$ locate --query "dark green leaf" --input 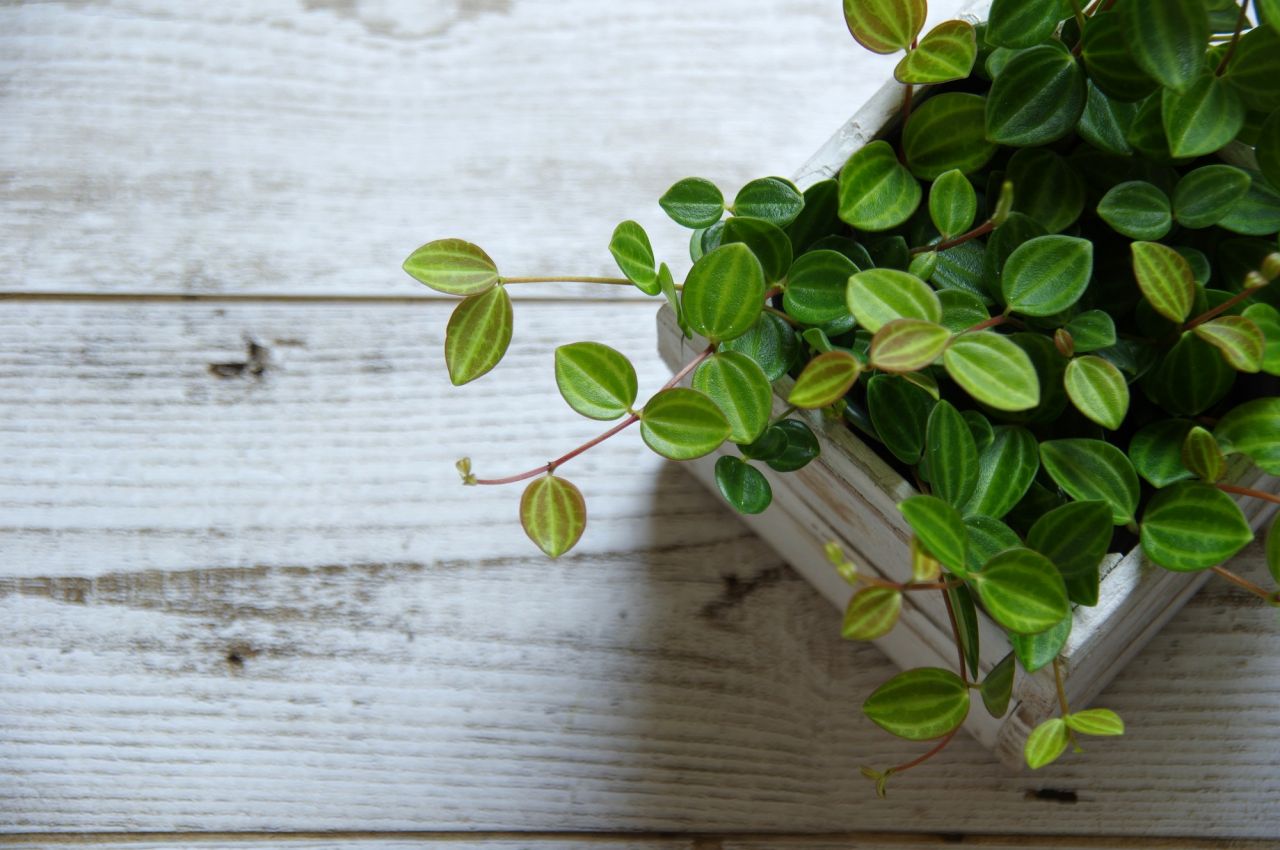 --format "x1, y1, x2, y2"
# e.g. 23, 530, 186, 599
1066, 708, 1125, 737
1125, 92, 1177, 162
1010, 614, 1071, 673
929, 169, 978, 239
1214, 397, 1280, 474
980, 652, 1016, 718
1242, 303, 1280, 375
1002, 235, 1093, 317
722, 312, 799, 382
733, 177, 804, 227
869, 319, 952, 372
714, 455, 773, 514
1064, 355, 1130, 430
943, 332, 1041, 411
1162, 72, 1245, 158
721, 216, 793, 284
692, 351, 773, 443
867, 374, 936, 464
1173, 164, 1252, 229
986, 45, 1087, 146
1006, 147, 1085, 233
948, 584, 982, 677
681, 243, 766, 343
839, 140, 922, 231
608, 220, 659, 293
788, 351, 863, 409
784, 250, 859, 325
554, 341, 638, 420
1130, 418, 1195, 487
1142, 332, 1236, 416
520, 475, 587, 558
1223, 25, 1280, 111
842, 0, 927, 53
1258, 109, 1280, 193
964, 514, 1022, 574
785, 180, 841, 254
640, 388, 732, 461
1131, 241, 1195, 322
1081, 11, 1159, 102
1065, 310, 1116, 353
974, 547, 1071, 635
842, 586, 903, 640
985, 0, 1069, 48
1028, 500, 1113, 606
1078, 81, 1138, 155
1217, 170, 1280, 236
847, 268, 943, 332
863, 667, 970, 741
903, 93, 998, 179
403, 238, 499, 295
1040, 438, 1140, 525
1181, 424, 1225, 482
925, 400, 978, 508
765, 419, 821, 472
444, 284, 513, 386
963, 426, 1039, 520
1123, 0, 1209, 92
1096, 181, 1171, 241
1025, 717, 1070, 769
900, 494, 967, 573
1140, 481, 1253, 570
738, 424, 787, 462
896, 20, 977, 84
1266, 513, 1280, 586
660, 177, 725, 229
1193, 316, 1266, 373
